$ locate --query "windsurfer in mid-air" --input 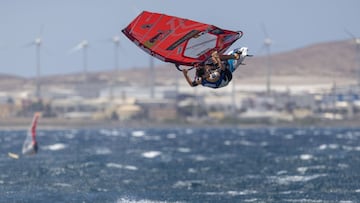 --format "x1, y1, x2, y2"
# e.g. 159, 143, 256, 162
182, 47, 248, 89
22, 112, 40, 155
122, 11, 250, 87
